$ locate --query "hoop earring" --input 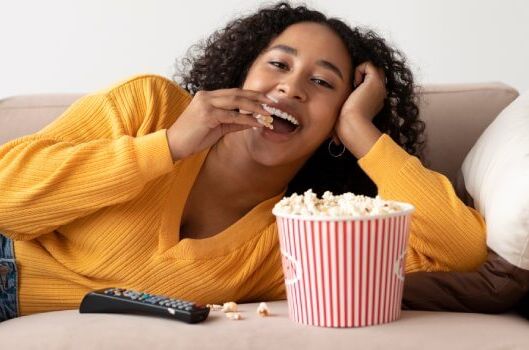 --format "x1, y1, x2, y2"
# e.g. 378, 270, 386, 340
328, 140, 345, 158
